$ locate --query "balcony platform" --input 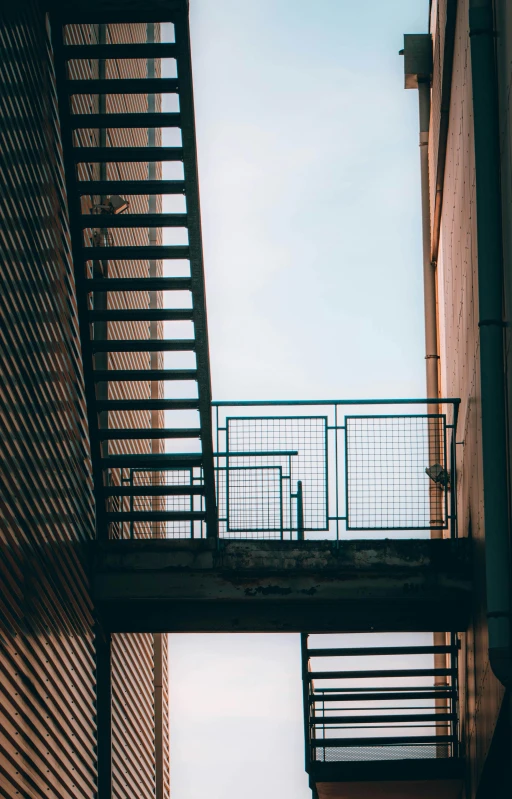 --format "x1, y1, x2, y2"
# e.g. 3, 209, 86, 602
93, 538, 471, 633
309, 759, 464, 799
